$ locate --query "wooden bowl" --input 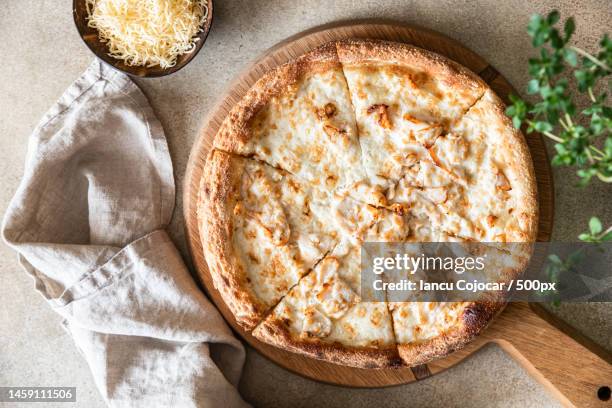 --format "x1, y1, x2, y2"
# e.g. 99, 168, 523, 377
73, 0, 214, 78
